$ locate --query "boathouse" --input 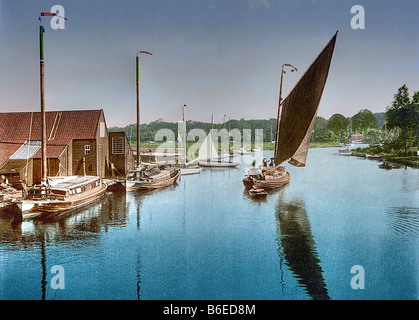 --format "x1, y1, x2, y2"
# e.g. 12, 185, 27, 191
108, 131, 135, 176
0, 109, 133, 187
348, 134, 364, 144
